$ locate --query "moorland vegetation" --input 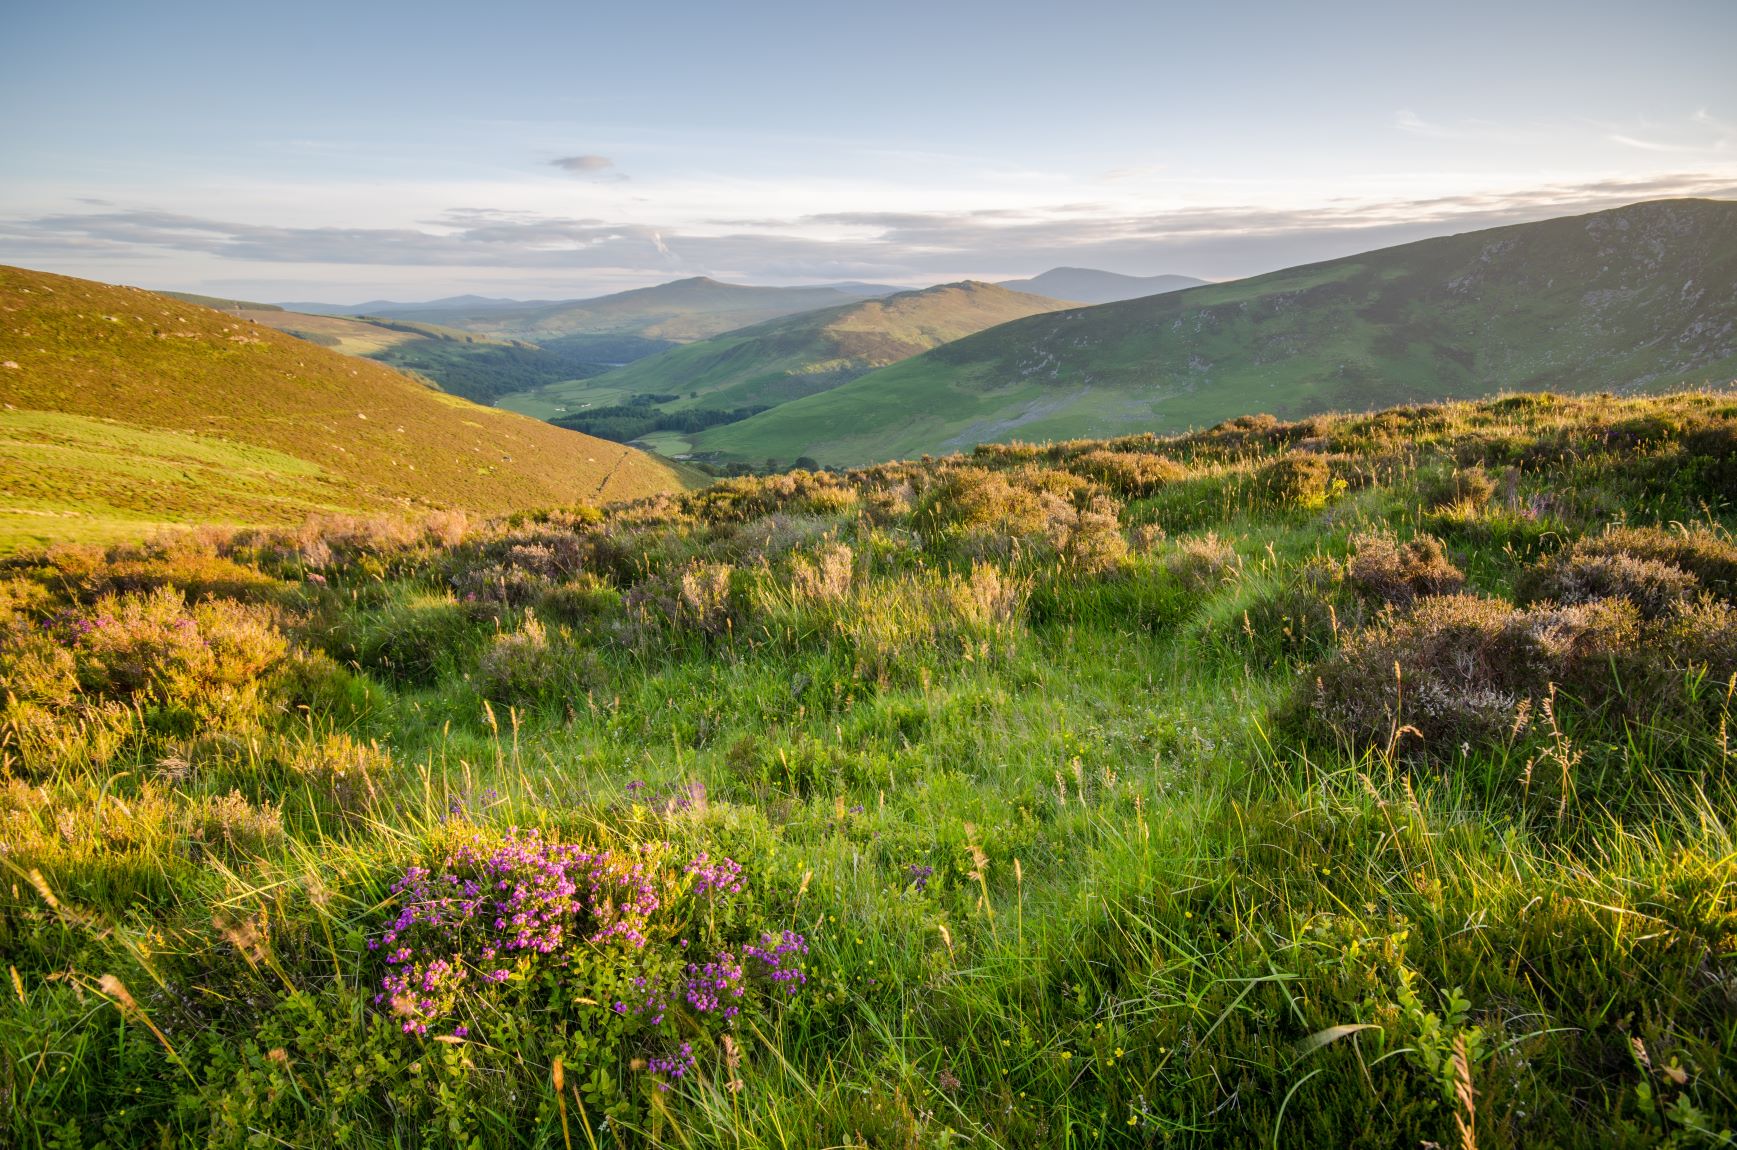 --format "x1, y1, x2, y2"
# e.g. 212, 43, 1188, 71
3, 390, 1736, 1148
